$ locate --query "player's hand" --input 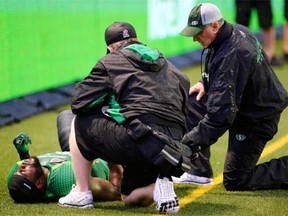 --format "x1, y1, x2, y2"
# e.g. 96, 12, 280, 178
189, 82, 205, 100
13, 132, 32, 154
181, 132, 201, 161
